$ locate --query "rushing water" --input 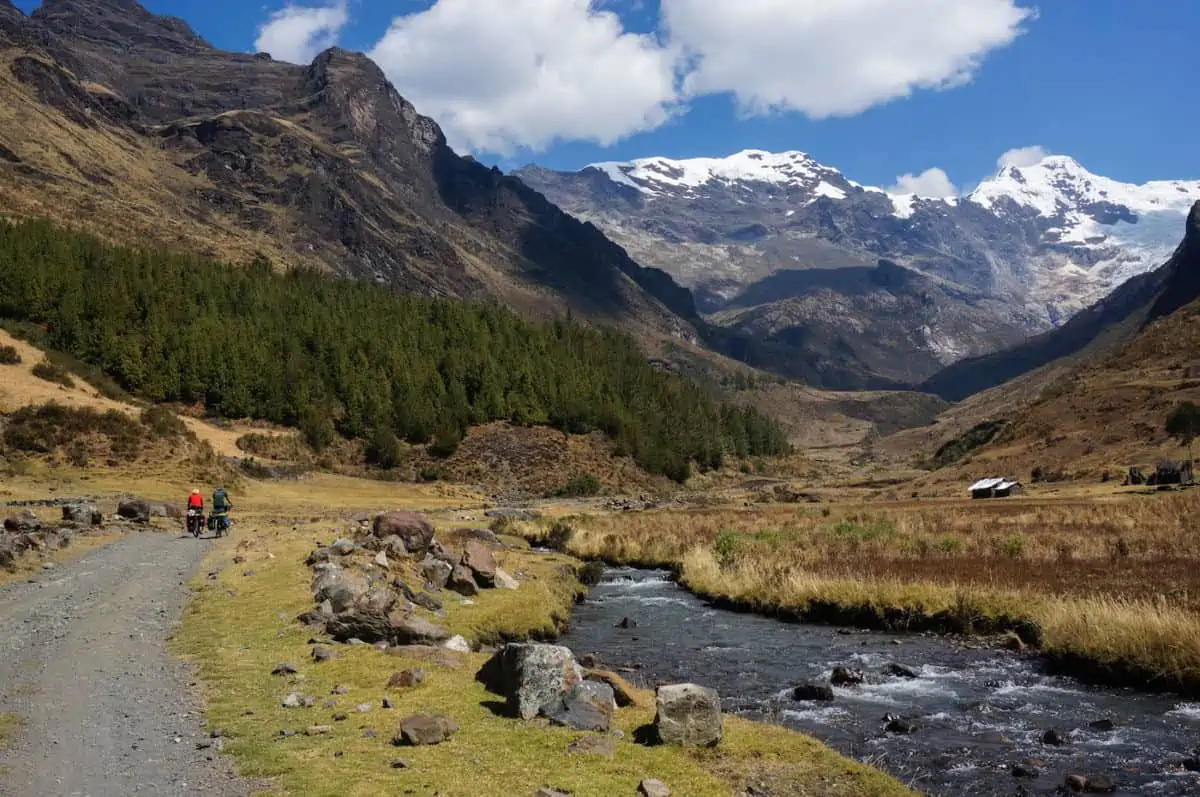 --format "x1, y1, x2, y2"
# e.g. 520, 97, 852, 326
560, 567, 1200, 796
